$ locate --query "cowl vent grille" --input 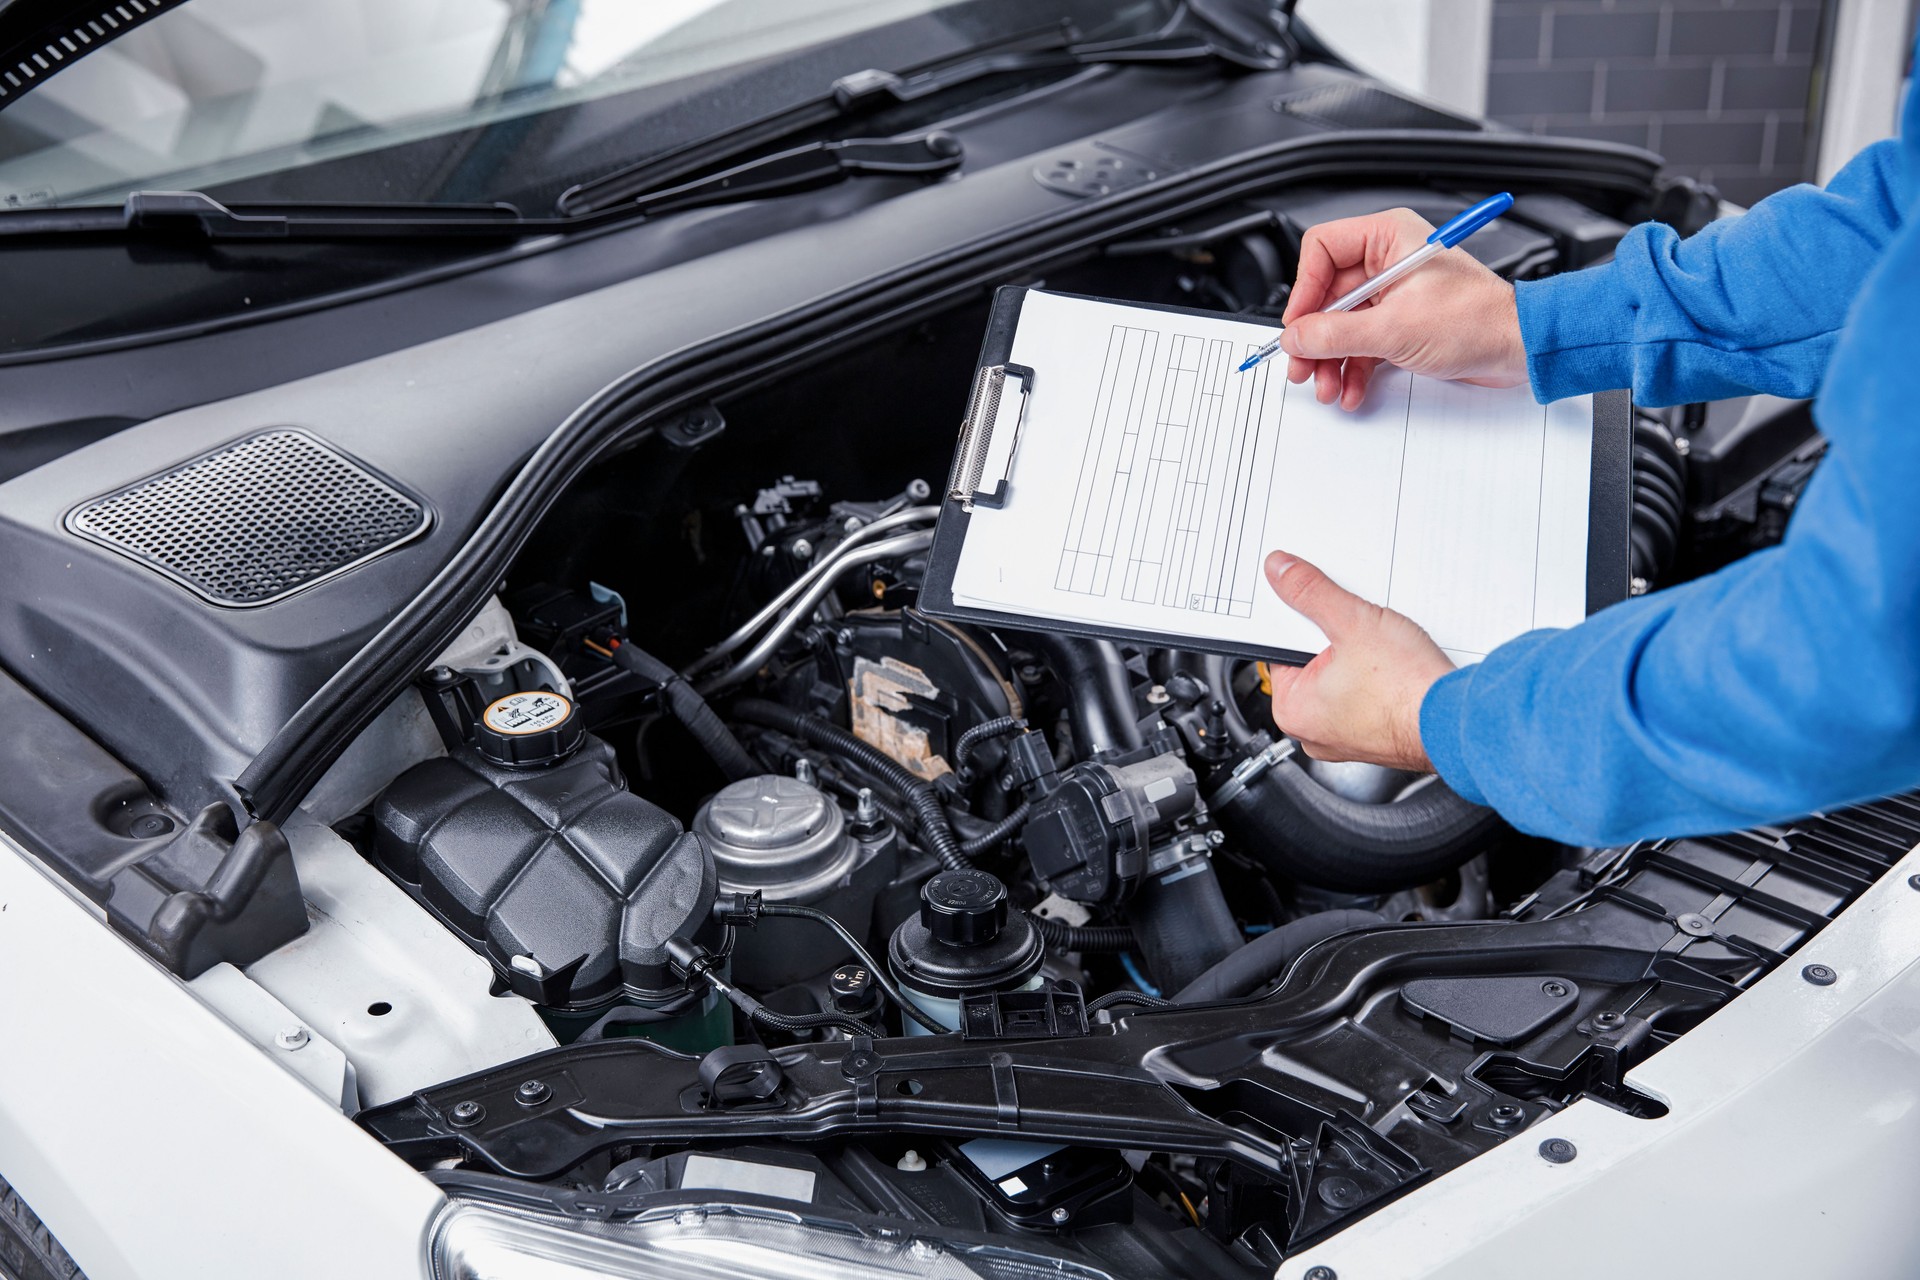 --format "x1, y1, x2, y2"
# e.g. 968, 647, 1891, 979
65, 429, 430, 607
